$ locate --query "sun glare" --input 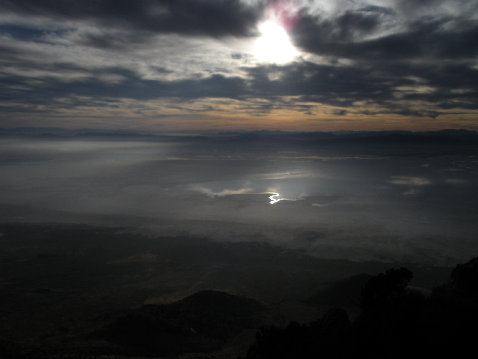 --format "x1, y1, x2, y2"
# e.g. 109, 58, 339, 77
254, 20, 299, 64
